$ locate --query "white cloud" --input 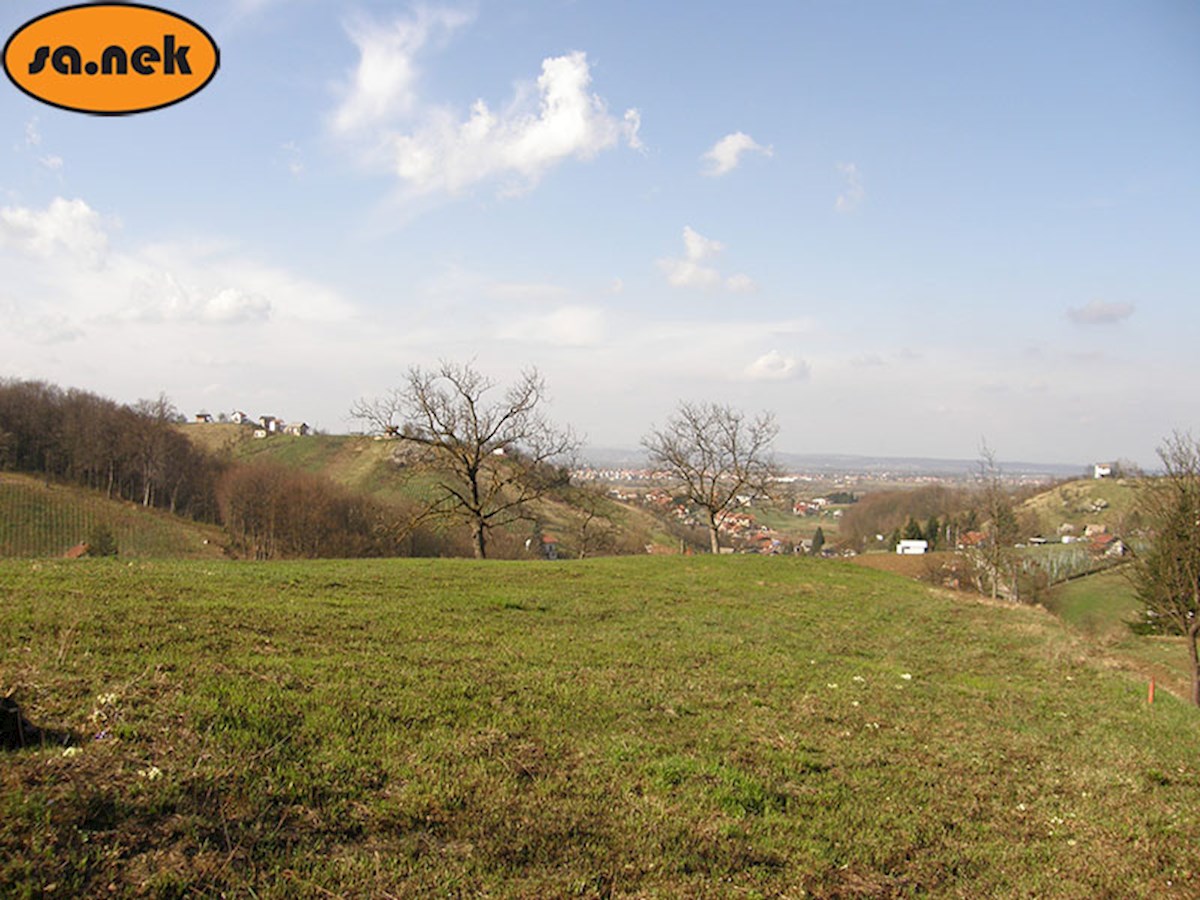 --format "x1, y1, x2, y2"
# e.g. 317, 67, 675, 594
1067, 300, 1134, 325
850, 353, 887, 368
0, 196, 369, 430
415, 267, 570, 306
0, 197, 352, 331
744, 350, 809, 381
725, 273, 757, 294
658, 226, 756, 292
497, 305, 605, 347
701, 132, 773, 176
331, 11, 639, 198
280, 141, 304, 177
0, 197, 109, 266
623, 110, 644, 152
21, 117, 66, 173
0, 301, 83, 345
332, 8, 471, 135
488, 280, 570, 304
835, 161, 864, 213
124, 273, 272, 324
